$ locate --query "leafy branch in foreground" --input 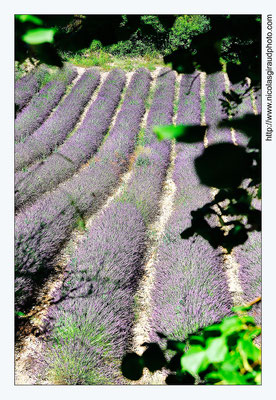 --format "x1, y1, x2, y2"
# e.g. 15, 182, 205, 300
121, 298, 261, 385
